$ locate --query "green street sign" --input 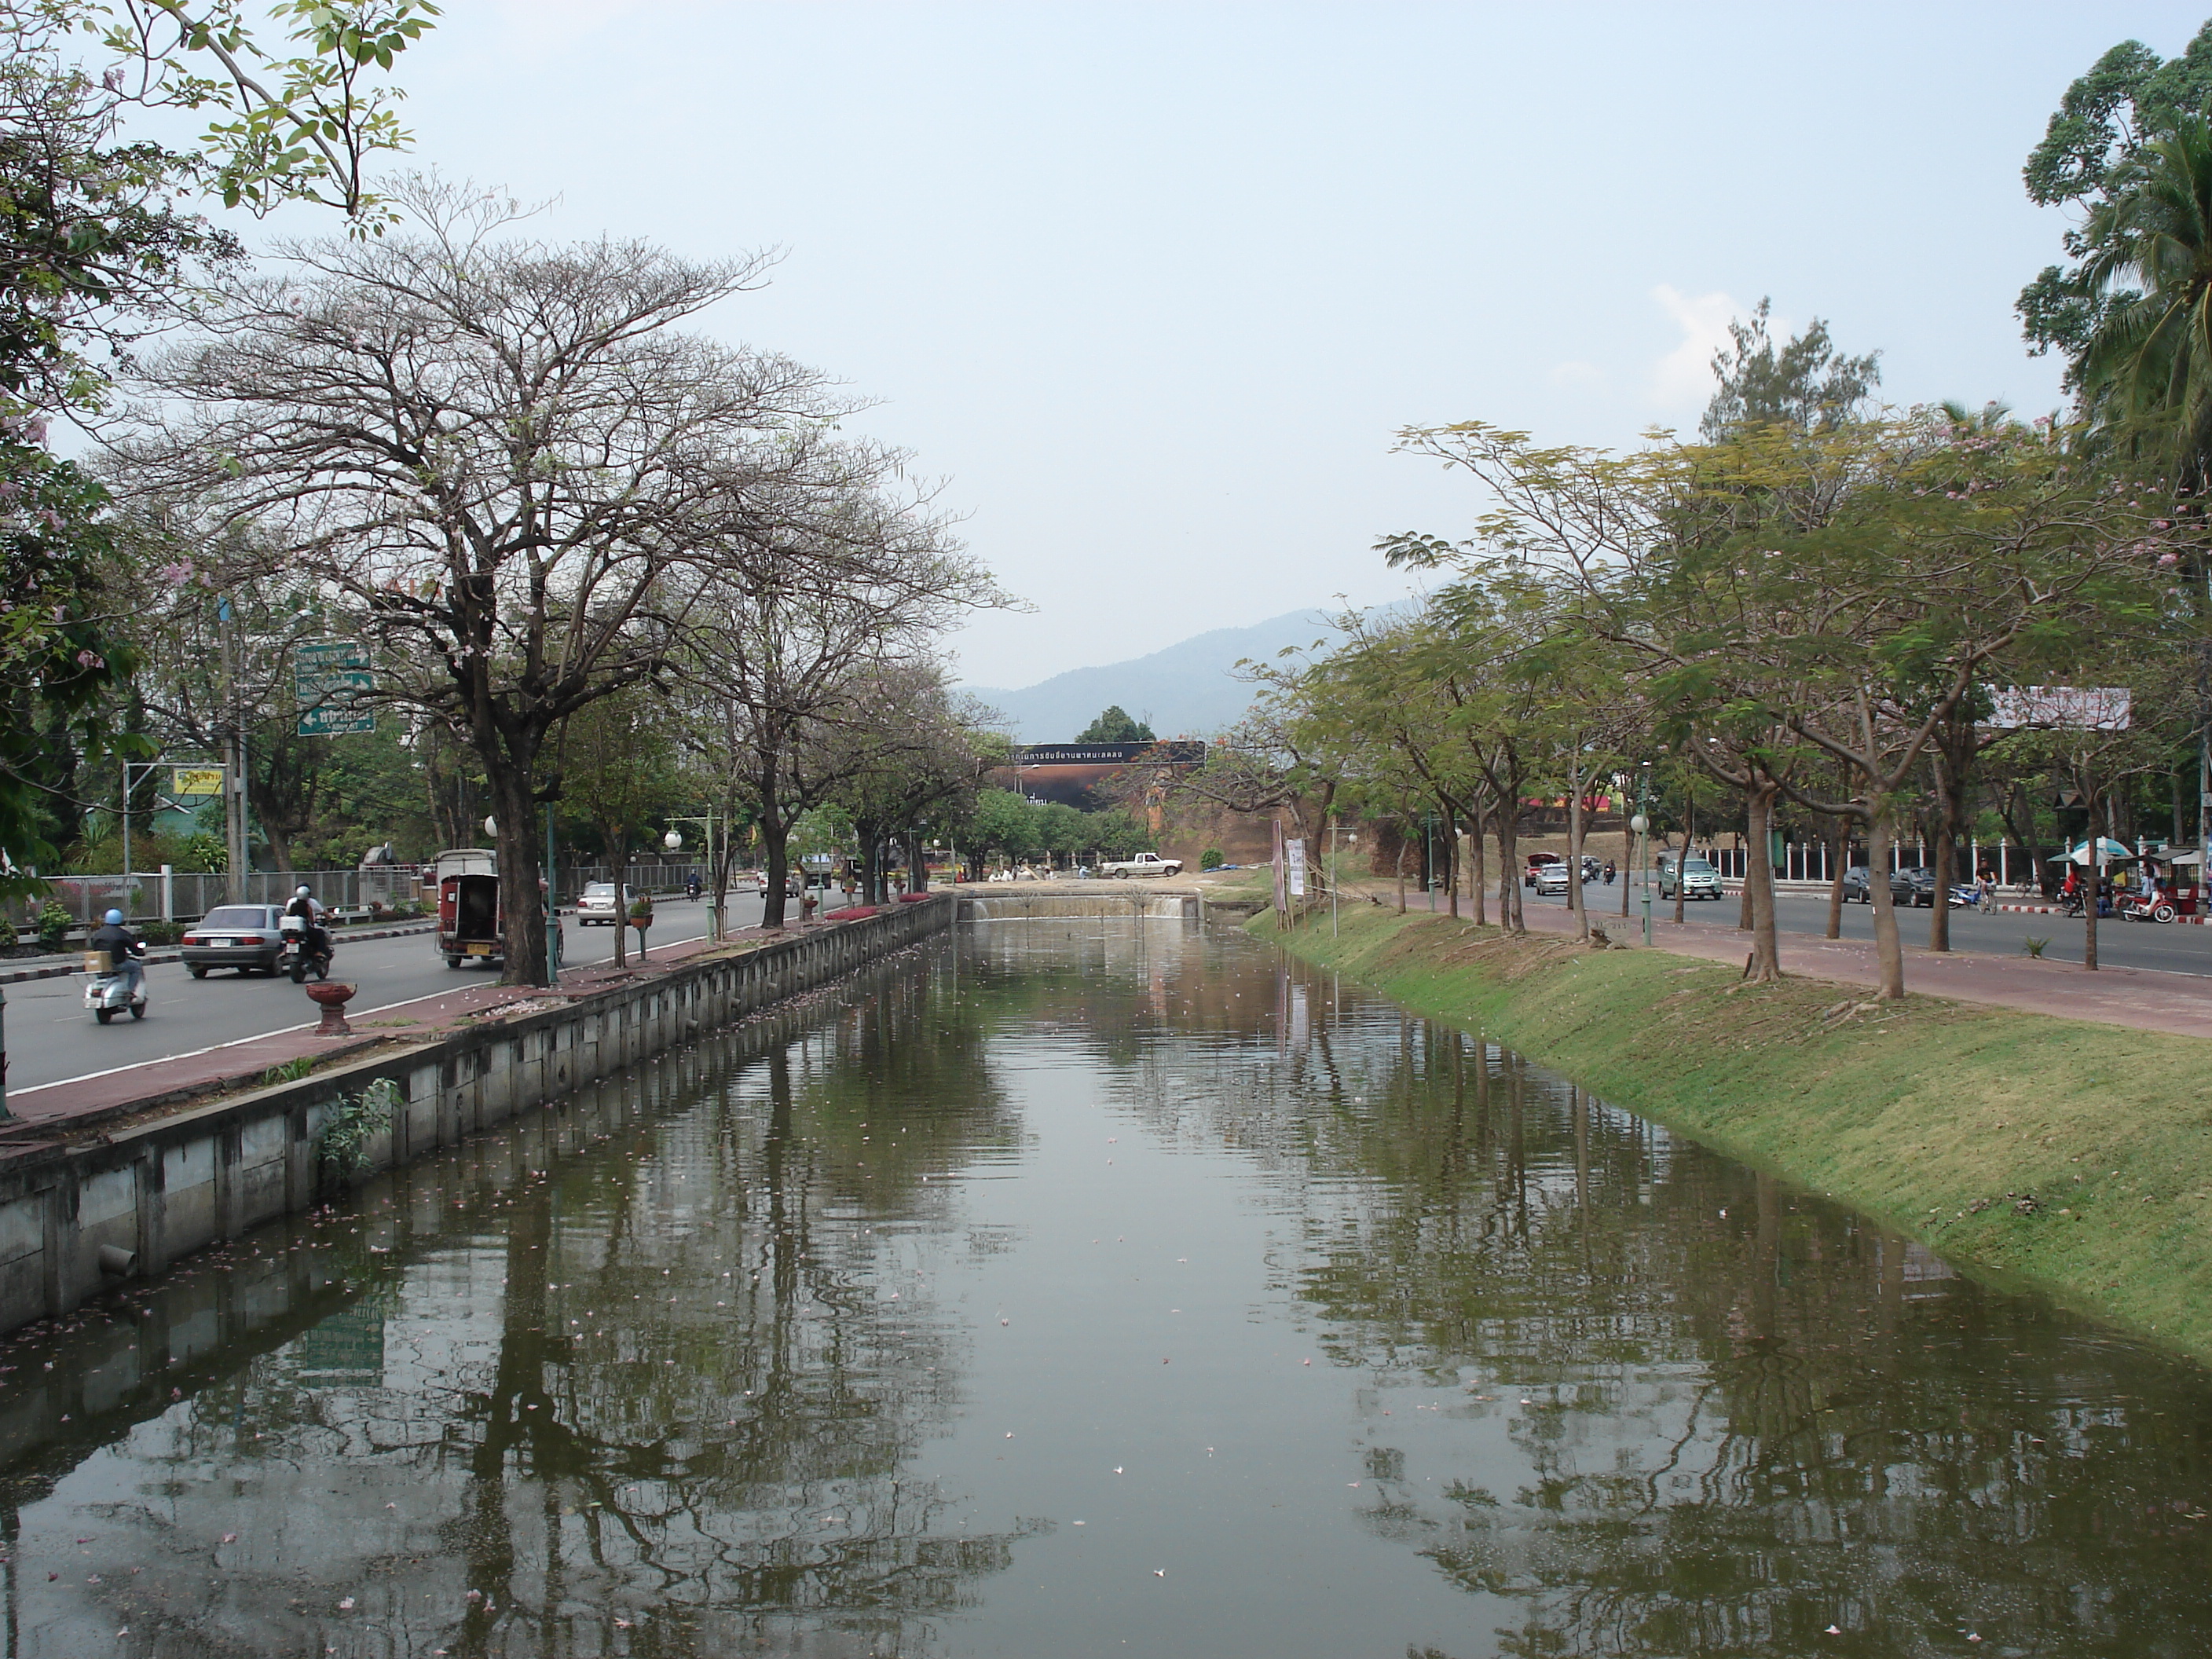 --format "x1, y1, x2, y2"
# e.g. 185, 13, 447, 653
295, 639, 375, 735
